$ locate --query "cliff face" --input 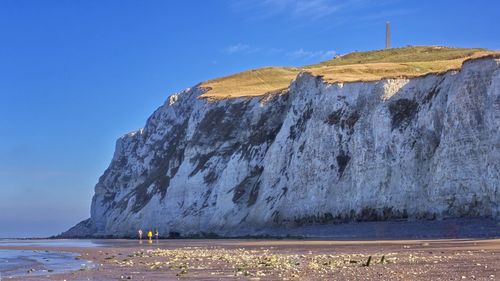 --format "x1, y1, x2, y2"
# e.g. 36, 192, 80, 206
66, 57, 500, 237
